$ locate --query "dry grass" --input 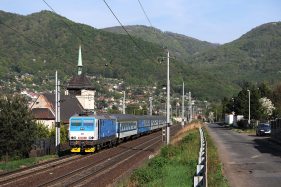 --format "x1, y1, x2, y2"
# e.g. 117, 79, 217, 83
171, 122, 201, 145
